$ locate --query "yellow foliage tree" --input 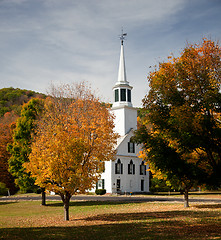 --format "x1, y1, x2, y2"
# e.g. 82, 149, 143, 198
25, 83, 118, 220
